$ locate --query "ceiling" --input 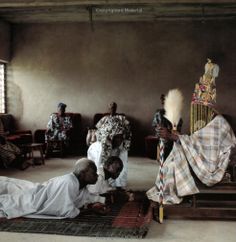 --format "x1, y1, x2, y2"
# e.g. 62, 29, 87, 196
0, 0, 236, 23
